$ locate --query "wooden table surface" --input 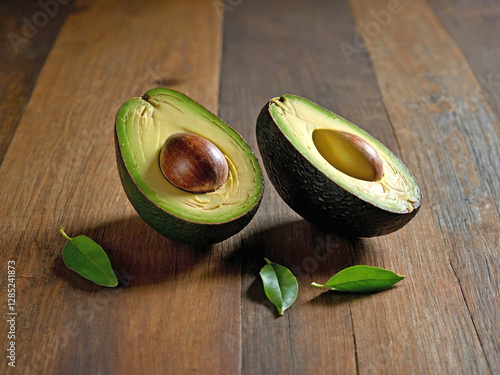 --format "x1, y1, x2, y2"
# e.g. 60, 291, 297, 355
1, 0, 499, 374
